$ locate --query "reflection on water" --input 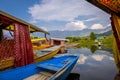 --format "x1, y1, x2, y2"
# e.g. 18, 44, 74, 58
68, 48, 117, 80
90, 45, 98, 53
